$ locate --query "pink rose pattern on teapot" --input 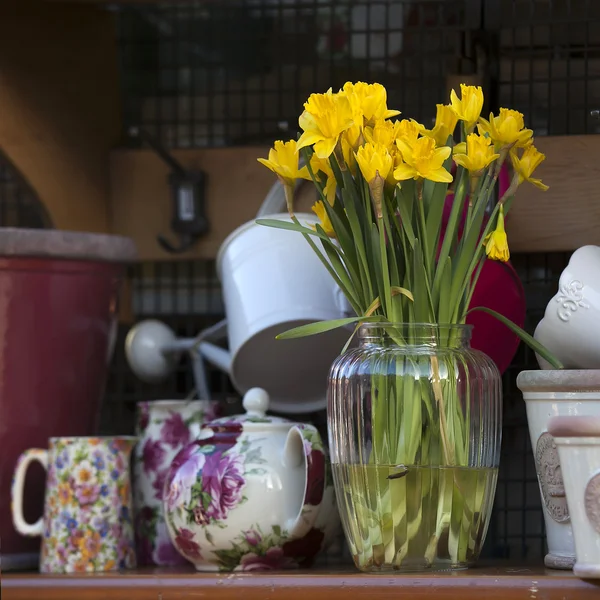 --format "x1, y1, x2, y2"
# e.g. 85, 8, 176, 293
163, 411, 337, 572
